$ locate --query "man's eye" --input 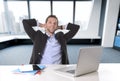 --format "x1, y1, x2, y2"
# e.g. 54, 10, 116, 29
54, 23, 57, 25
49, 22, 52, 24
